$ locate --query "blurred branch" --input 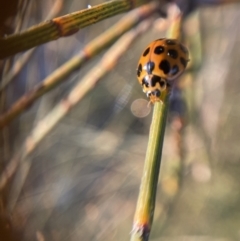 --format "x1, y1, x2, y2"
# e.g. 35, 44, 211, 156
0, 18, 154, 212
0, 0, 63, 92
0, 0, 154, 59
0, 1, 160, 129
